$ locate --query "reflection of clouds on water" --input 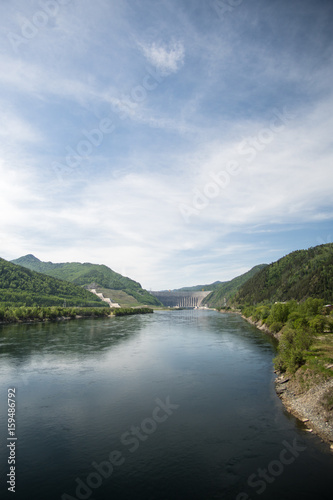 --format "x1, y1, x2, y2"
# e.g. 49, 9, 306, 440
0, 317, 143, 359
19, 358, 100, 388
0, 310, 332, 500
0, 315, 153, 391
20, 365, 32, 386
